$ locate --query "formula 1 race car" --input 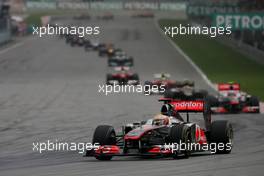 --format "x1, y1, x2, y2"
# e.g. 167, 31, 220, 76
84, 39, 100, 51
132, 11, 155, 18
111, 49, 126, 57
163, 80, 208, 99
107, 48, 126, 58
144, 73, 176, 95
144, 74, 194, 95
85, 97, 233, 160
108, 55, 134, 68
98, 43, 114, 57
208, 83, 260, 113
106, 70, 139, 85
67, 34, 85, 47
73, 14, 91, 20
